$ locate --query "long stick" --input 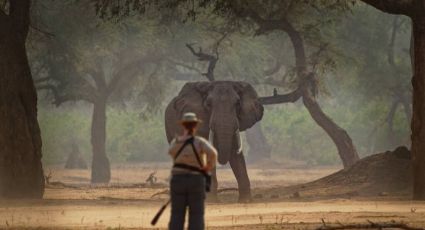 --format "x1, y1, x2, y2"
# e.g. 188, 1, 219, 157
151, 199, 171, 226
